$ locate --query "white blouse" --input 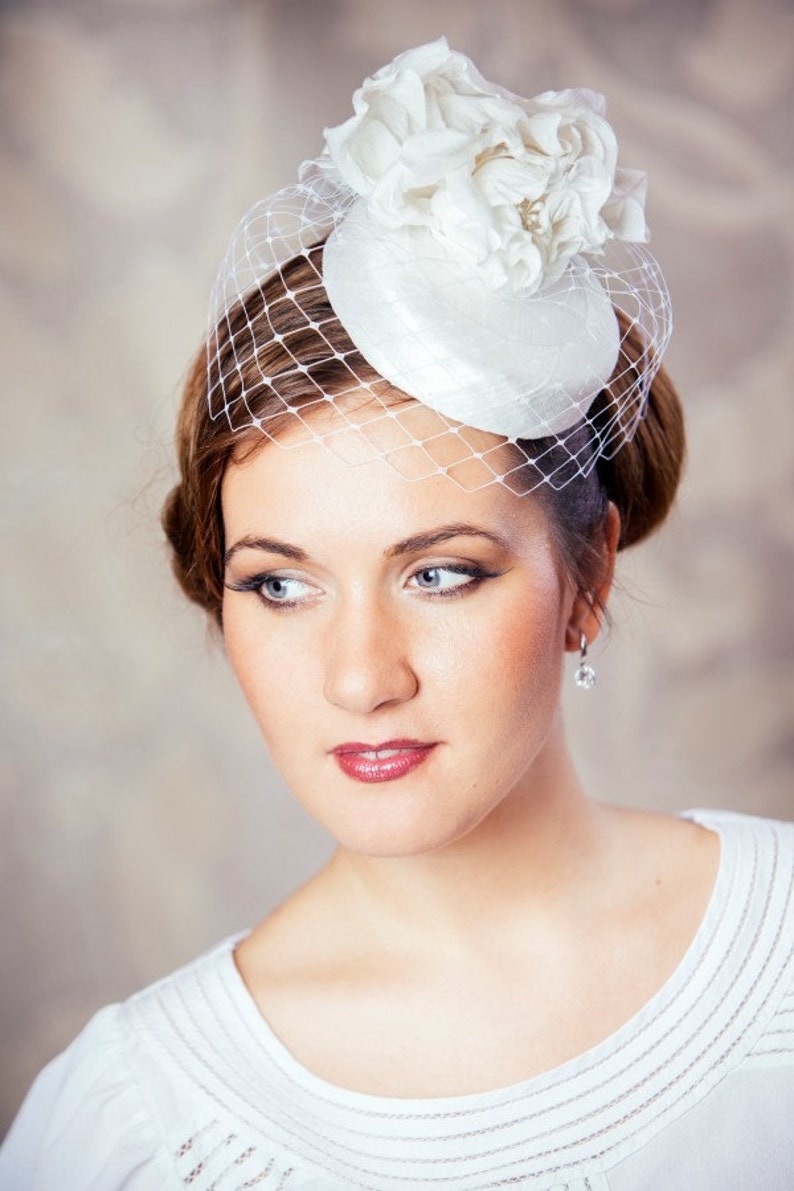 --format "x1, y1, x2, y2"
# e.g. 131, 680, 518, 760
2, 809, 793, 1190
